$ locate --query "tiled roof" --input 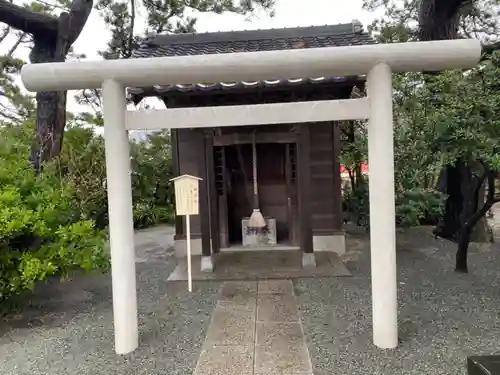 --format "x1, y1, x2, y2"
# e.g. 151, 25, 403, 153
128, 21, 376, 97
